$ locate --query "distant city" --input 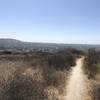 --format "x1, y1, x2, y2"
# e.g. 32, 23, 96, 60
0, 39, 100, 54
